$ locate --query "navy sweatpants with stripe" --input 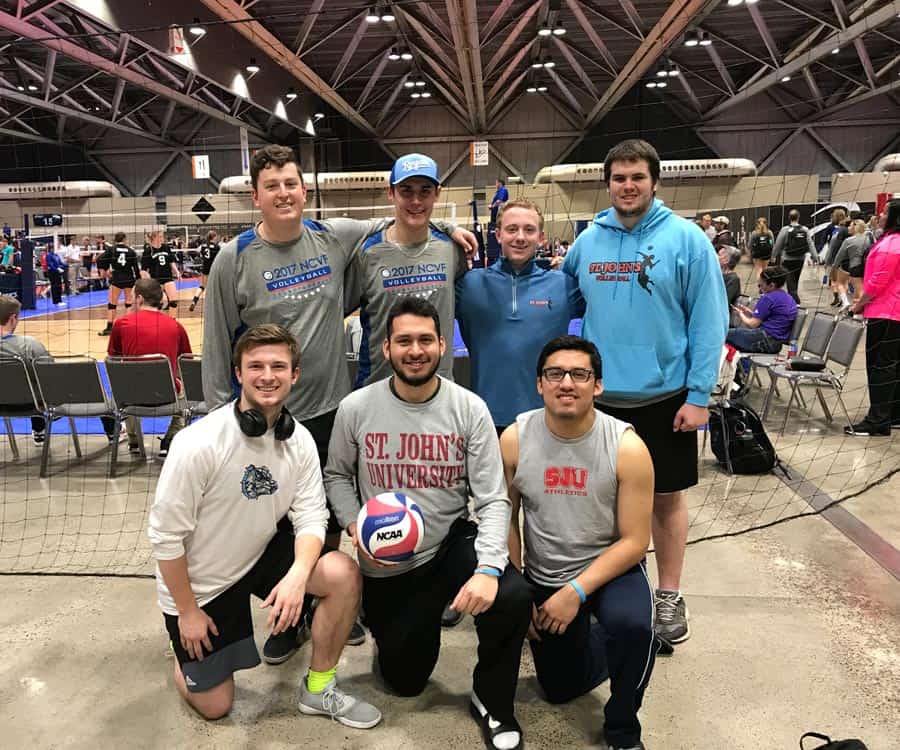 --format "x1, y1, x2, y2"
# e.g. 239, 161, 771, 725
527, 562, 656, 748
